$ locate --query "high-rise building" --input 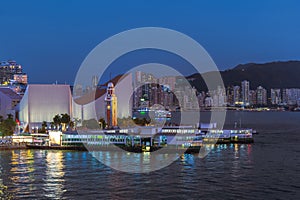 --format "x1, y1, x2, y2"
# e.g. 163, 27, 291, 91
197, 91, 206, 107
105, 82, 118, 128
271, 89, 281, 105
0, 60, 28, 95
159, 76, 176, 91
279, 88, 300, 106
204, 96, 213, 107
133, 71, 158, 109
282, 89, 288, 105
233, 86, 241, 105
74, 84, 83, 97
92, 75, 99, 89
206, 86, 226, 107
13, 74, 28, 84
241, 80, 250, 106
133, 71, 182, 110
256, 86, 267, 105
0, 60, 24, 84
226, 86, 234, 106
249, 90, 257, 105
